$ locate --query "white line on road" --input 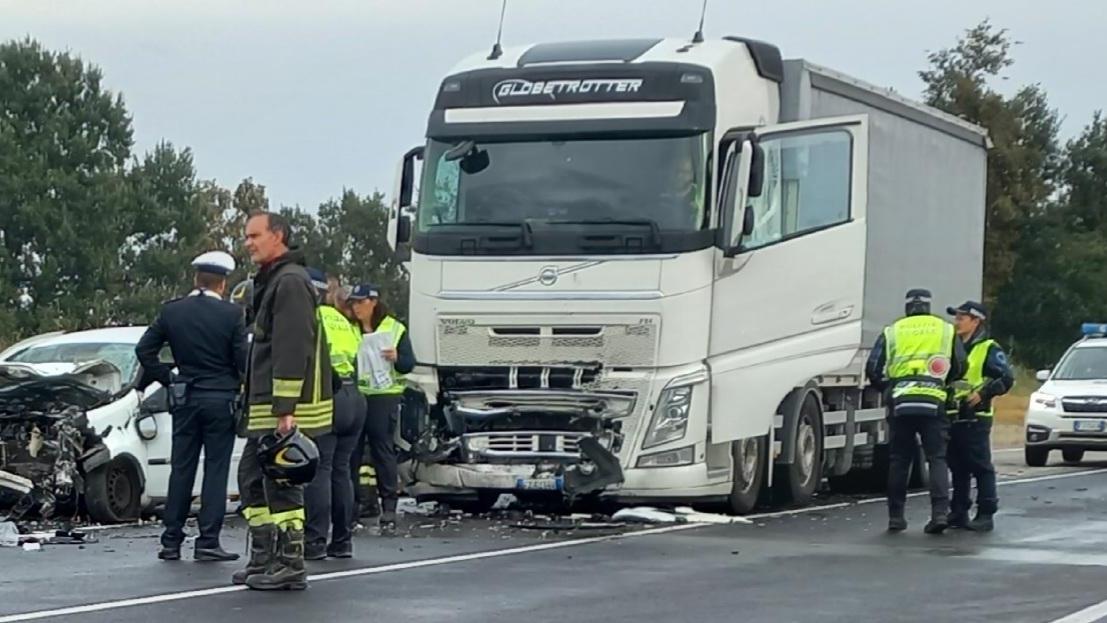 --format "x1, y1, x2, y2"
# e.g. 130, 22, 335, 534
5, 466, 1107, 623
1049, 597, 1107, 623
